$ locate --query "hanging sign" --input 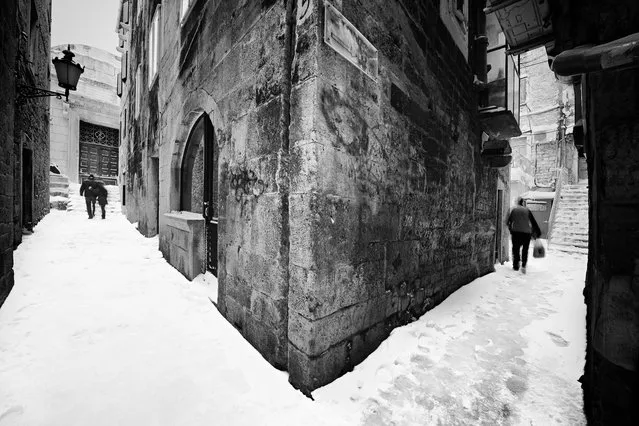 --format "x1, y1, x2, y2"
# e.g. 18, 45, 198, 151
324, 2, 378, 80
